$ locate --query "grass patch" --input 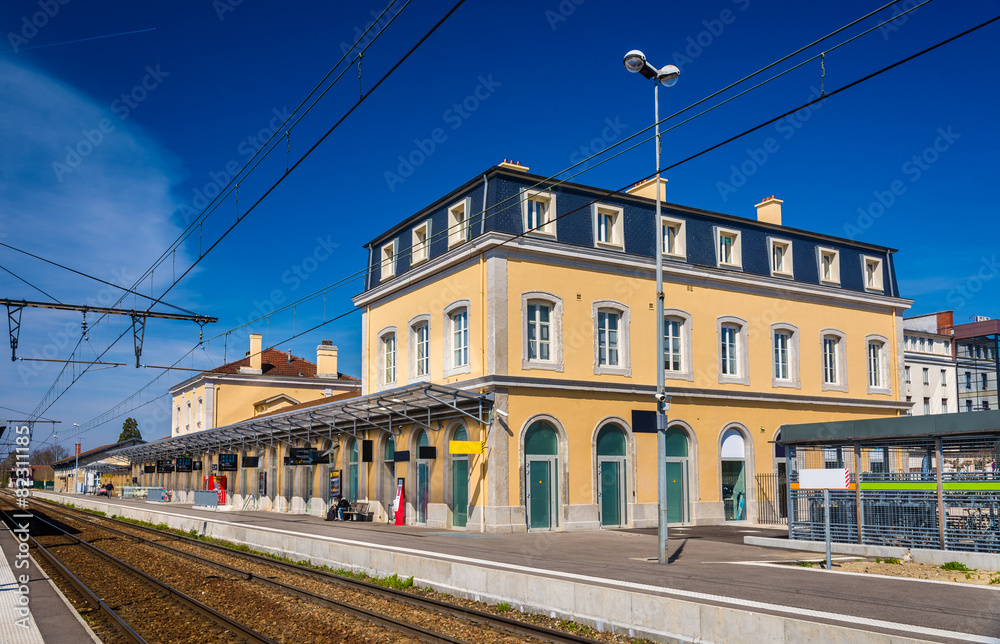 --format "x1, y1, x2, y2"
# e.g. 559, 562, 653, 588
989, 575, 1000, 585
794, 561, 814, 567
940, 561, 972, 572
495, 602, 512, 613
882, 557, 901, 565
